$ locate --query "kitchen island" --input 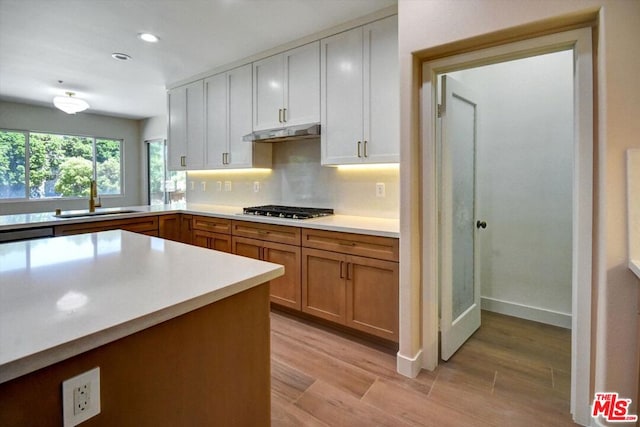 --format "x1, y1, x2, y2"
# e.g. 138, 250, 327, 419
0, 230, 283, 425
